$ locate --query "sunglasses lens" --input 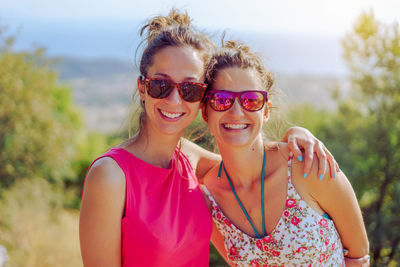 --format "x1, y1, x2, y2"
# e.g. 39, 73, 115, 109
147, 79, 173, 99
241, 91, 266, 111
210, 92, 234, 111
181, 83, 206, 102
